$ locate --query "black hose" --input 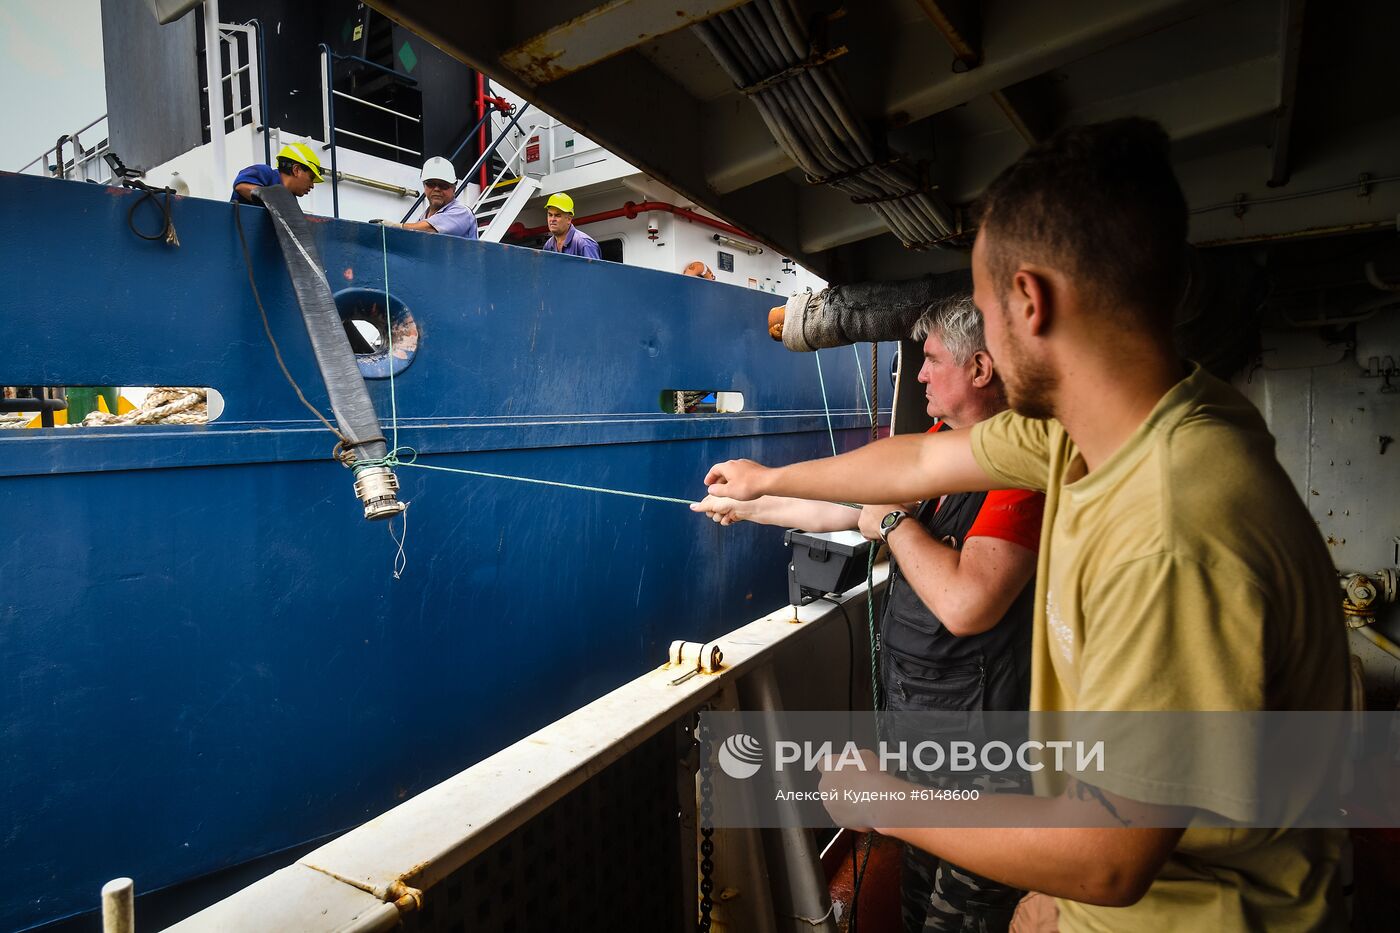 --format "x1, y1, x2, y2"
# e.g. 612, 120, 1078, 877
127, 186, 179, 245
252, 185, 389, 464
